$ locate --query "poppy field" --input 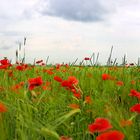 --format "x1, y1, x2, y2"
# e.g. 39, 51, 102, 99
0, 58, 140, 140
